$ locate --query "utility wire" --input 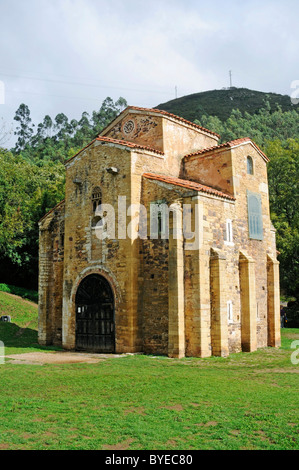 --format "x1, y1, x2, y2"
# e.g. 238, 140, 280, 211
0, 71, 176, 96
